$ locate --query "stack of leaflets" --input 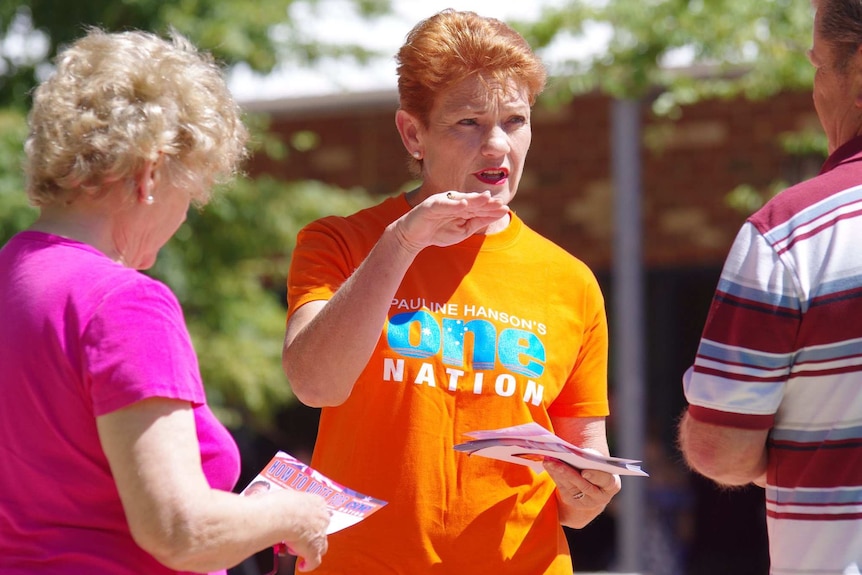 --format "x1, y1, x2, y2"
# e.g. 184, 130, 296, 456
241, 451, 387, 533
454, 422, 648, 477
